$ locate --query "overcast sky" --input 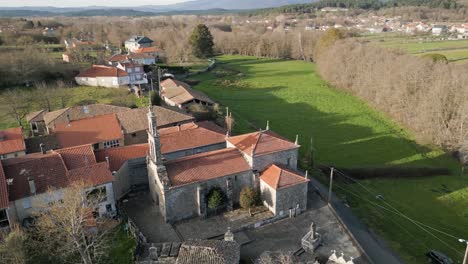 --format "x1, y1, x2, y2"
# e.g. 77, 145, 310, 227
0, 0, 187, 7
